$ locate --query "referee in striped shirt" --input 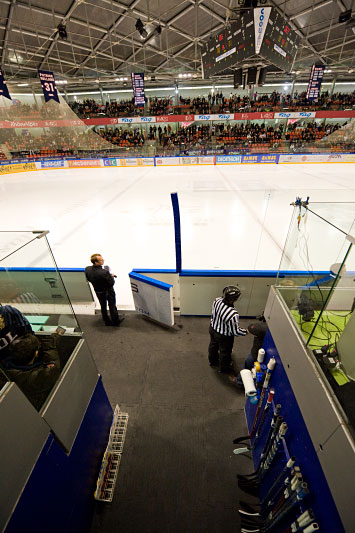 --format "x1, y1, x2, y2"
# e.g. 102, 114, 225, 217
208, 286, 247, 374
